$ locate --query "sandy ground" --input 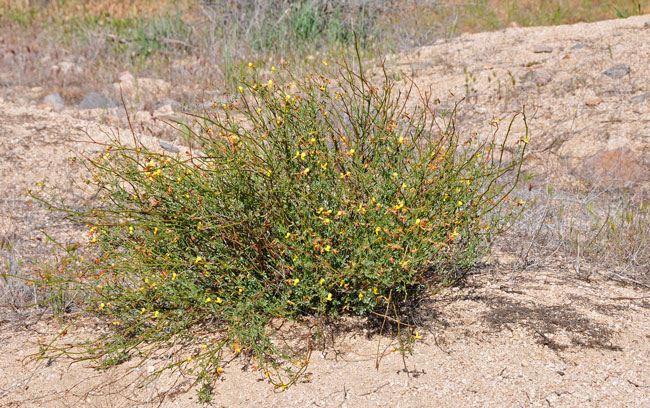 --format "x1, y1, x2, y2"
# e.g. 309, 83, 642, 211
1, 14, 649, 407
